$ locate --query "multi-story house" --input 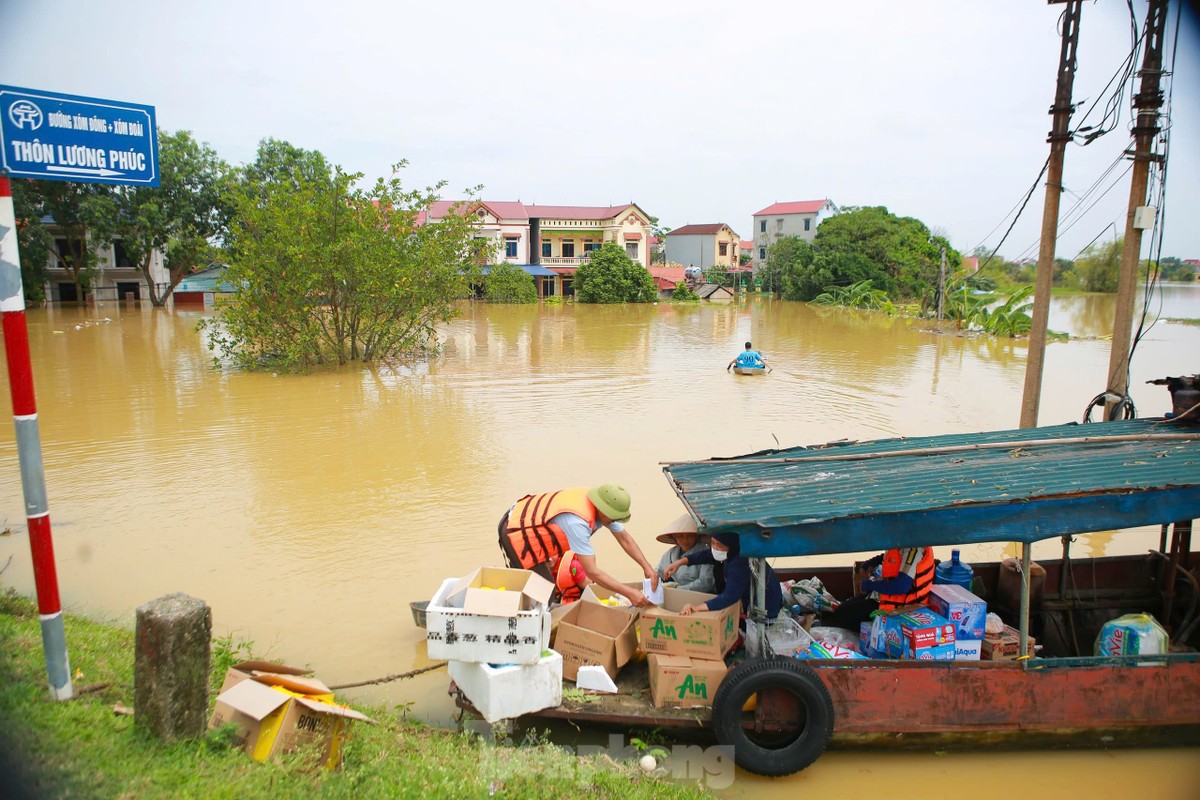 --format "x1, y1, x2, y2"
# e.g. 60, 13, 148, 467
664, 223, 741, 271
750, 199, 838, 268
41, 222, 168, 303
425, 200, 654, 298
